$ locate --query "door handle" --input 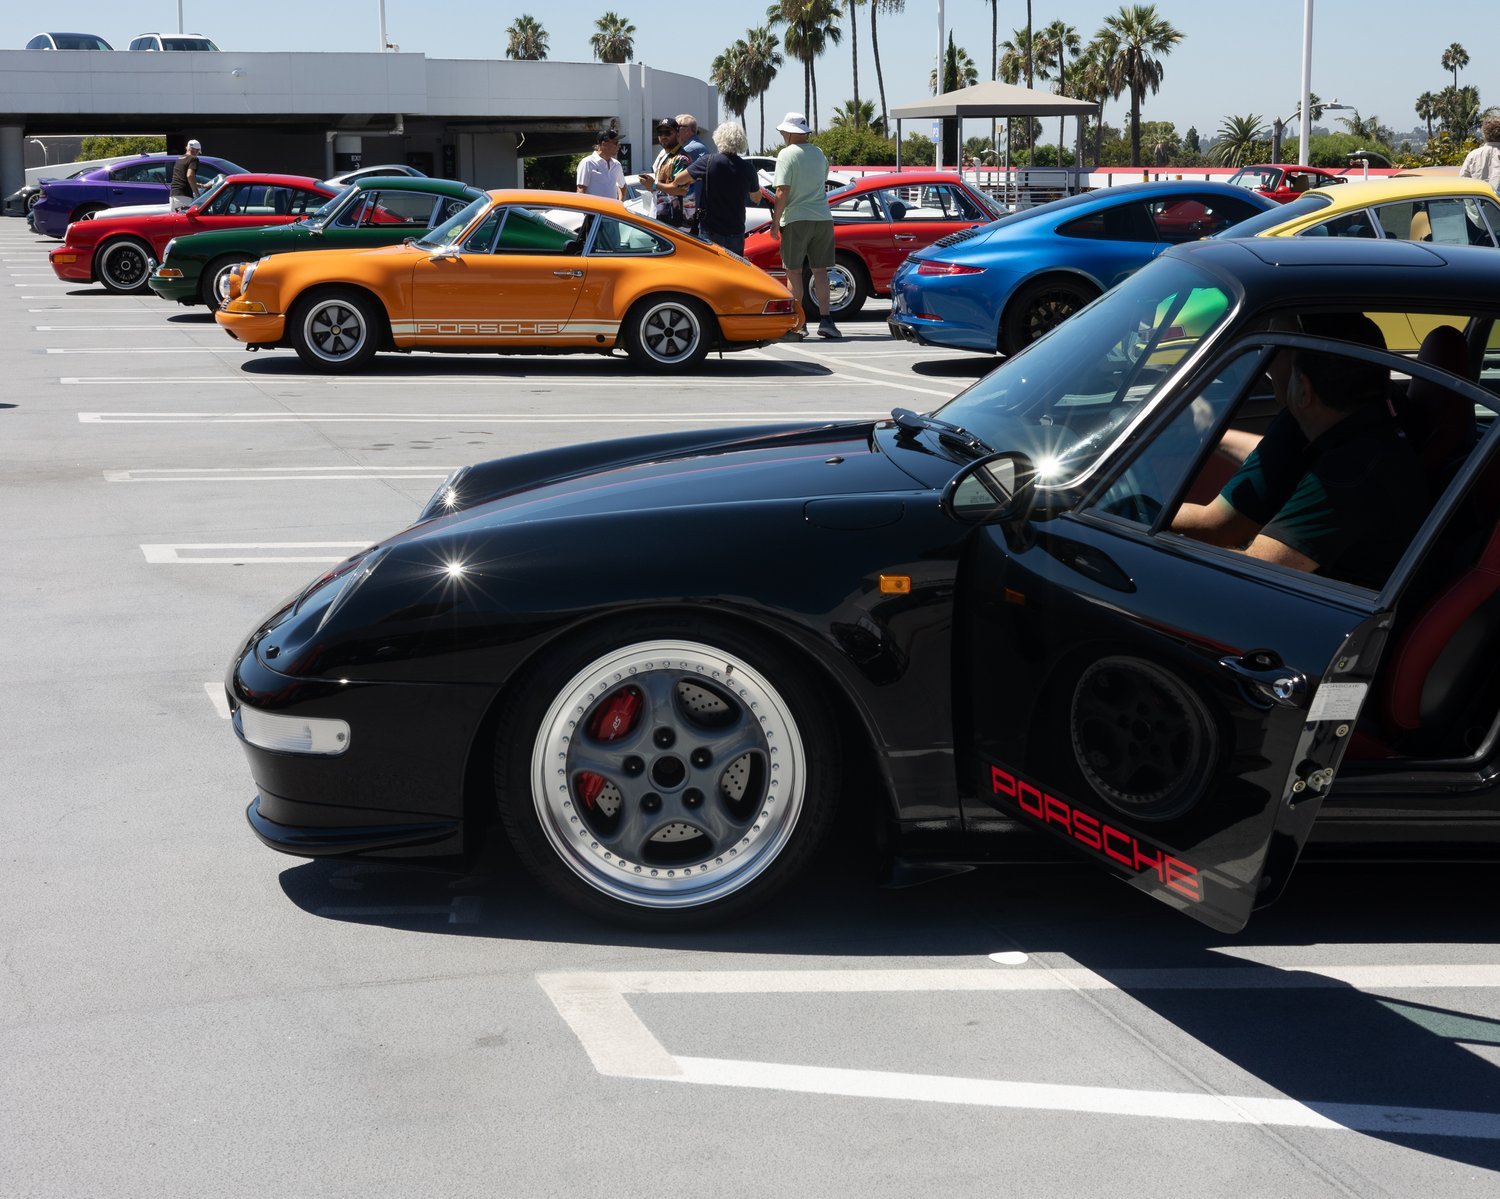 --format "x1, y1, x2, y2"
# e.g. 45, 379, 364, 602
552, 269, 583, 278
893, 234, 916, 242
1218, 652, 1308, 708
